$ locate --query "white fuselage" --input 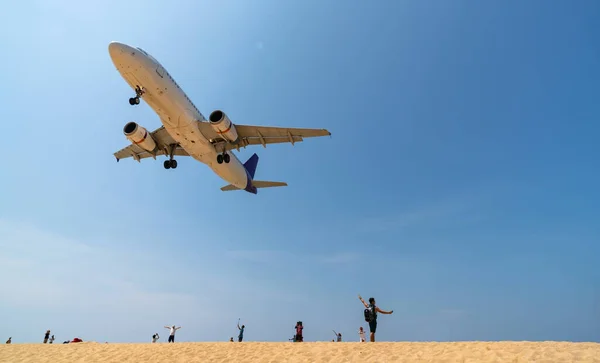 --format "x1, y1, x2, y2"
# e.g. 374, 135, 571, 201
108, 42, 249, 190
